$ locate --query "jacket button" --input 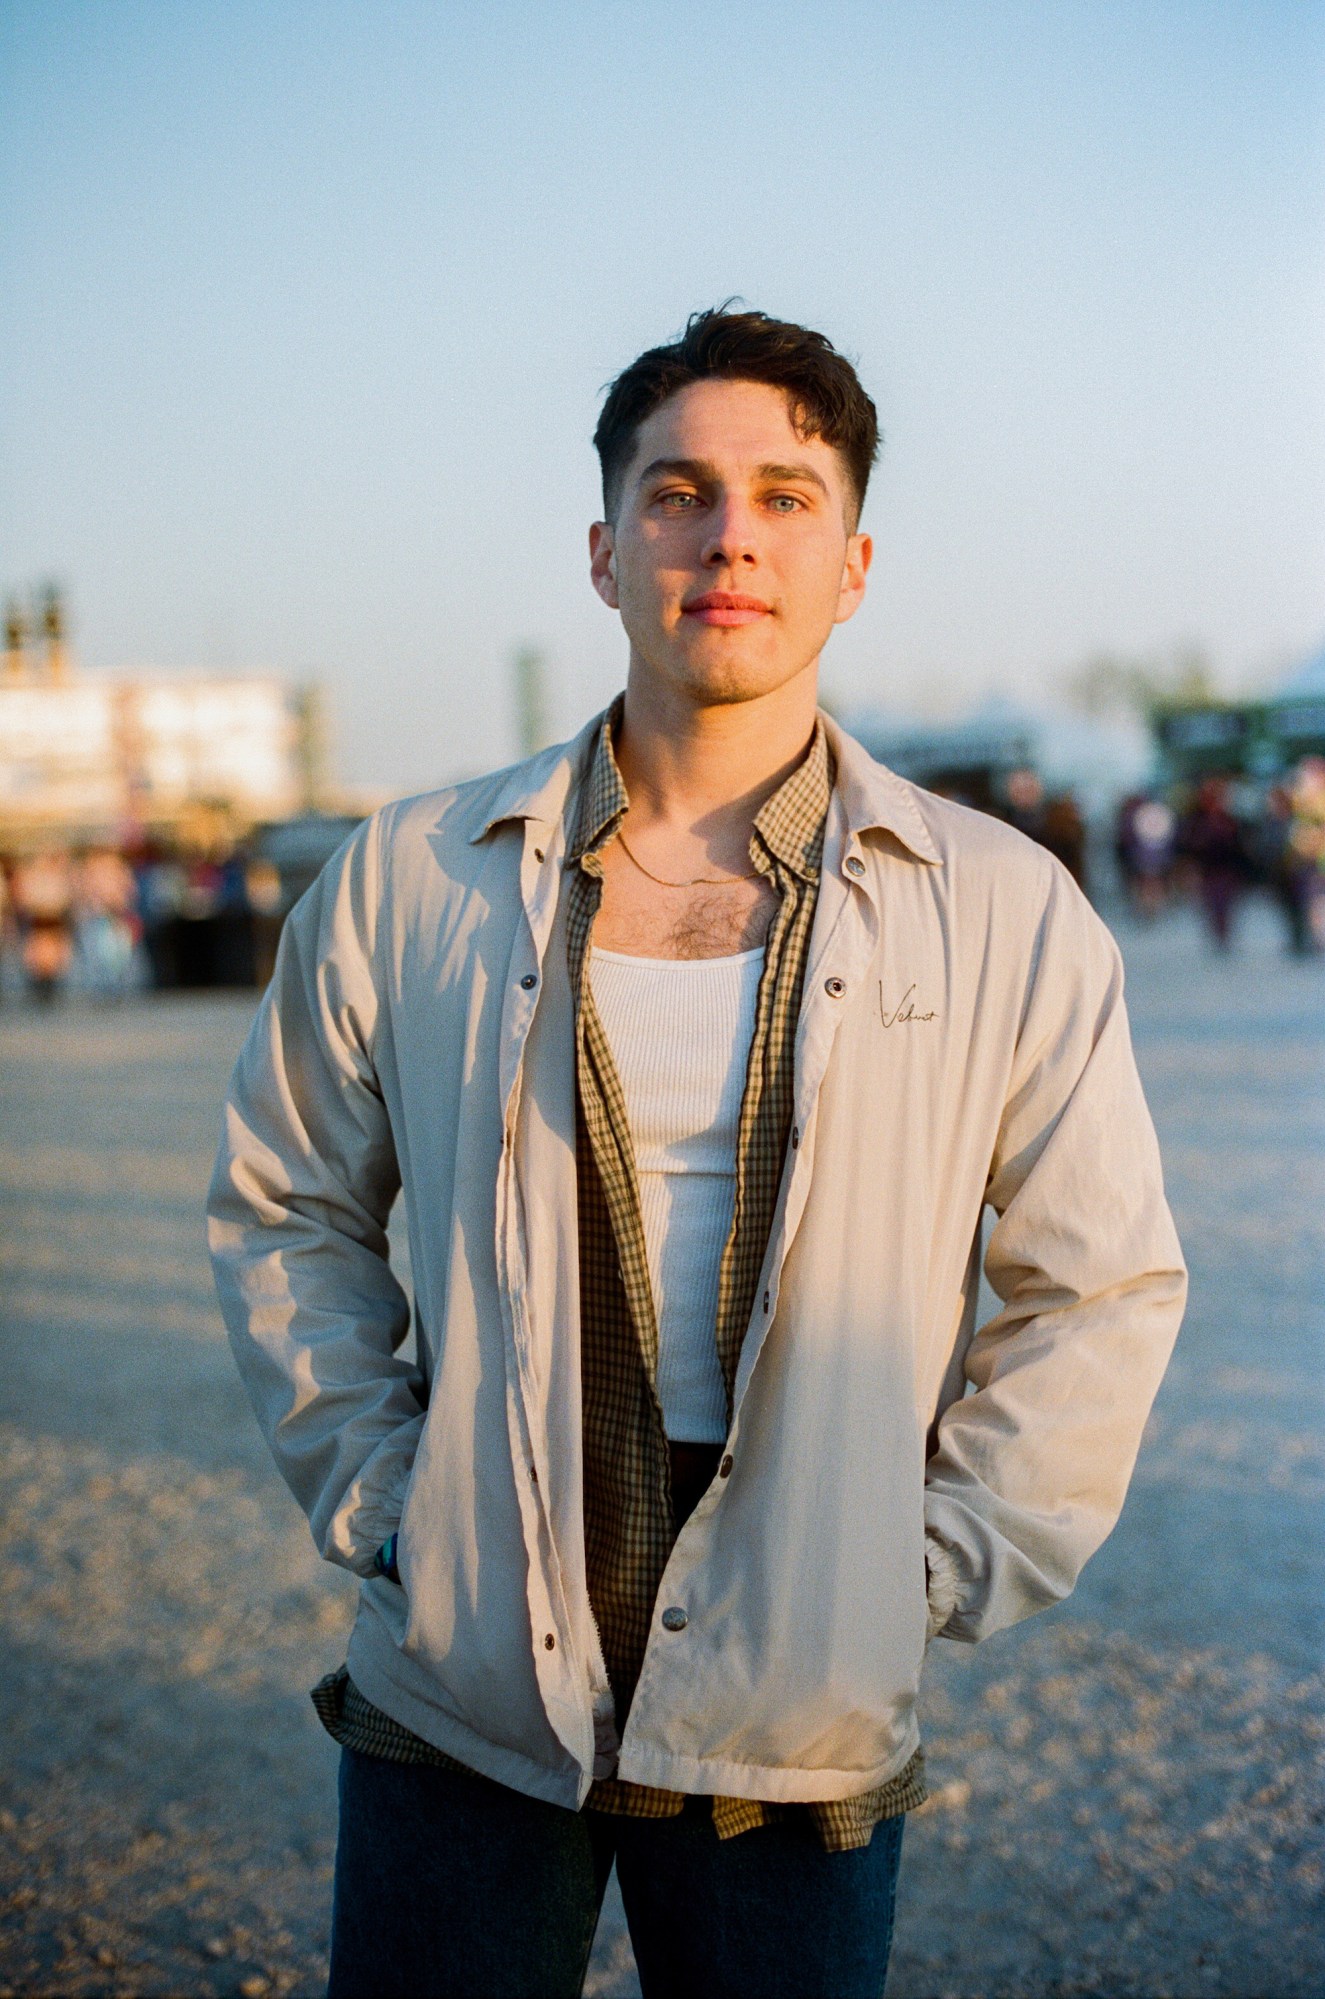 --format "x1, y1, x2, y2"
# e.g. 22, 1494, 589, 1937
520, 973, 538, 990
544, 1632, 556, 1649
661, 1607, 688, 1632
719, 1455, 733, 1478
845, 855, 865, 877
825, 976, 845, 998
791, 1126, 799, 1149
534, 848, 545, 863
762, 1290, 770, 1313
